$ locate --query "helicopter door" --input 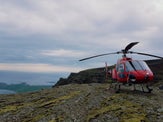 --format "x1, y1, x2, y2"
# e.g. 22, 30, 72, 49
117, 63, 126, 79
